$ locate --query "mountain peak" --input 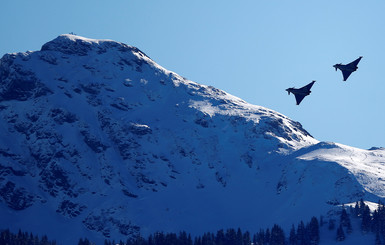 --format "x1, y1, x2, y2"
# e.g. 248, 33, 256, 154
47, 34, 113, 44
40, 34, 147, 58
